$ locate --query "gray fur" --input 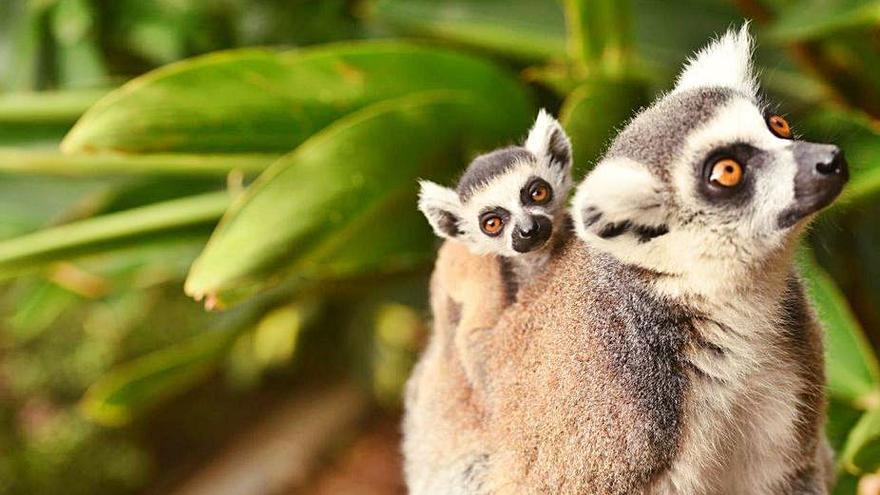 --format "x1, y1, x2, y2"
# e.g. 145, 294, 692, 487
456, 147, 534, 201
584, 247, 692, 473
607, 88, 732, 182
546, 127, 571, 168
406, 27, 839, 495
